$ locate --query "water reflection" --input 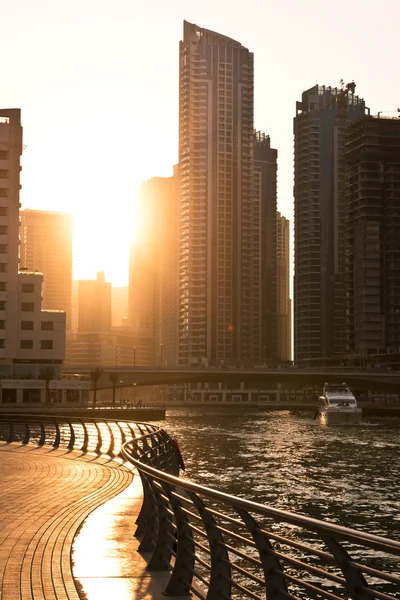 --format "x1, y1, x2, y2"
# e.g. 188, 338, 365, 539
165, 409, 400, 540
